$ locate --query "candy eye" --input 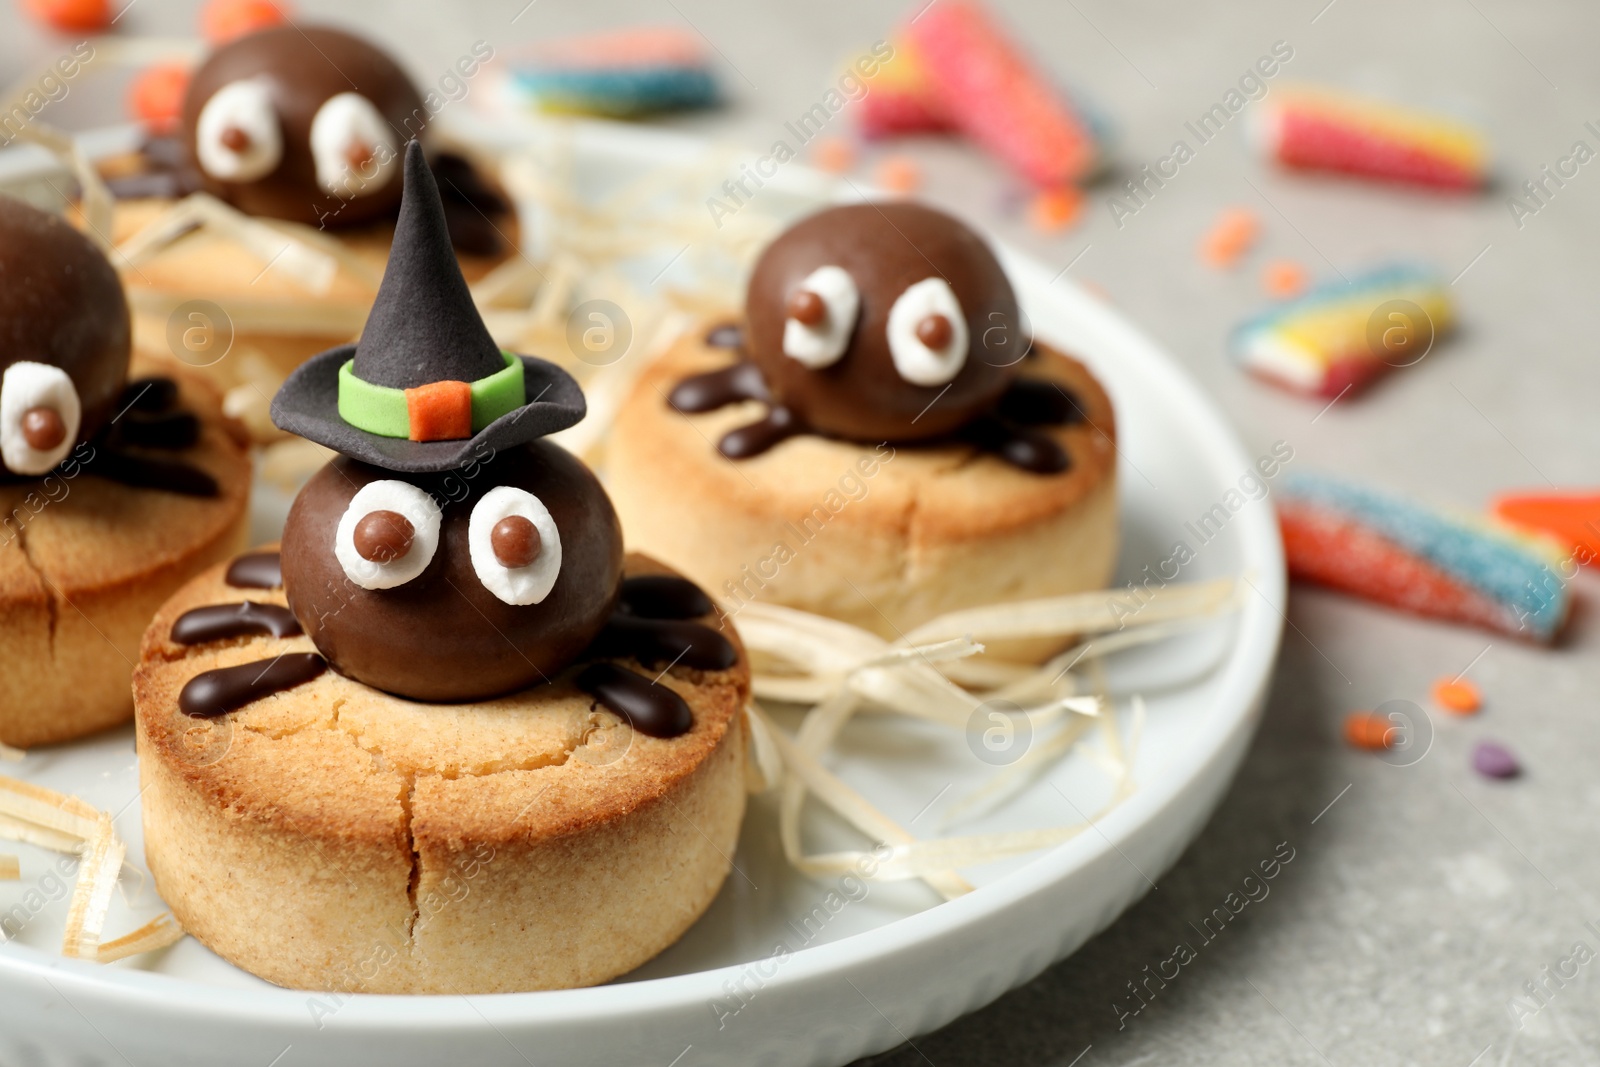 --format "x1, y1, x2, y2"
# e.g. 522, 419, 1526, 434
468, 486, 562, 606
335, 480, 441, 590
309, 93, 396, 198
195, 78, 283, 182
782, 265, 859, 369
0, 362, 81, 476
886, 277, 969, 386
